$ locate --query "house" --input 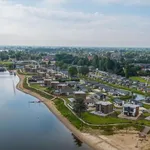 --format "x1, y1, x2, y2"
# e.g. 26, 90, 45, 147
38, 71, 46, 78
145, 97, 150, 103
114, 99, 123, 106
29, 76, 44, 83
117, 89, 129, 96
24, 65, 37, 73
74, 91, 86, 100
59, 87, 74, 95
68, 98, 76, 108
60, 70, 69, 78
99, 85, 112, 93
108, 89, 119, 96
92, 93, 106, 100
39, 67, 47, 72
123, 104, 139, 117
85, 96, 99, 107
77, 85, 90, 93
50, 81, 60, 89
130, 99, 143, 107
55, 74, 62, 80
57, 83, 68, 90
95, 101, 113, 114
67, 81, 78, 87
44, 79, 52, 87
